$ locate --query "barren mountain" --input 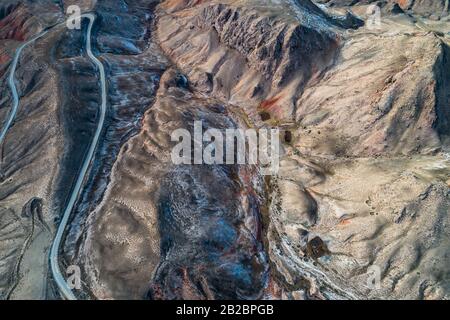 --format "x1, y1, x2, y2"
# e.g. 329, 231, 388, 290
0, 0, 449, 300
